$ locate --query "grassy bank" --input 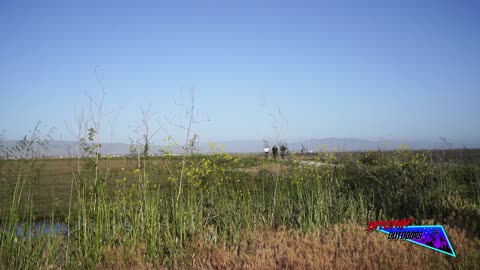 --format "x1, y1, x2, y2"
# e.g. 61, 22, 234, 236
0, 144, 479, 269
